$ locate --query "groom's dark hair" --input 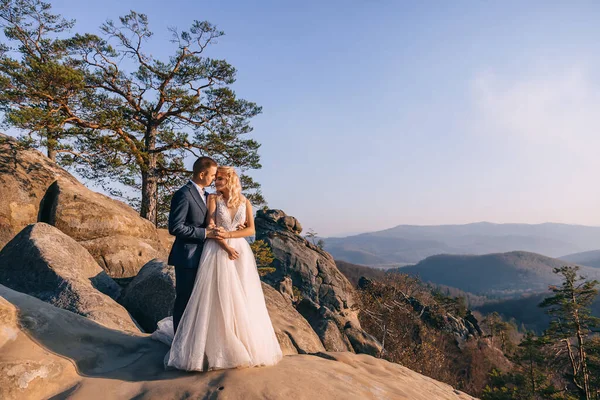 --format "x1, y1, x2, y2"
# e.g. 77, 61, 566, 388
193, 156, 217, 176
